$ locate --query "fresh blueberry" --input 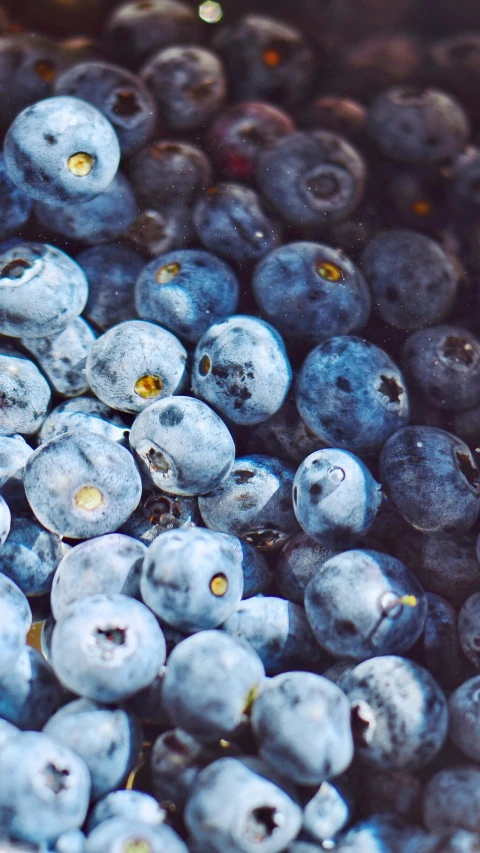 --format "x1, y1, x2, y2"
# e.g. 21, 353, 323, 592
39, 401, 129, 447
0, 33, 66, 128
275, 532, 337, 605
129, 396, 235, 496
379, 426, 480, 534
301, 95, 366, 139
408, 829, 480, 853
246, 394, 325, 467
88, 790, 165, 832
4, 95, 120, 205
128, 139, 212, 212
253, 241, 371, 348
128, 203, 194, 258
86, 320, 187, 414
305, 549, 427, 660
296, 336, 410, 455
85, 816, 189, 853
0, 434, 32, 493
0, 493, 10, 546
422, 767, 480, 835
0, 717, 20, 750
0, 572, 31, 677
51, 592, 166, 702
198, 454, 299, 551
121, 488, 200, 544
162, 629, 265, 741
361, 229, 458, 330
302, 780, 351, 845
51, 532, 146, 621
185, 756, 302, 853
224, 533, 272, 598
151, 728, 217, 811
55, 60, 156, 156
293, 449, 382, 548
77, 243, 145, 332
0, 349, 51, 437
21, 317, 96, 398
54, 828, 87, 853
24, 431, 142, 539
448, 675, 480, 761
135, 249, 239, 344
192, 315, 292, 426
0, 152, 33, 240
256, 131, 366, 229
0, 645, 62, 730
104, 0, 201, 69
335, 814, 425, 853
412, 592, 468, 691
44, 698, 143, 800
458, 592, 480, 667
0, 511, 68, 596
